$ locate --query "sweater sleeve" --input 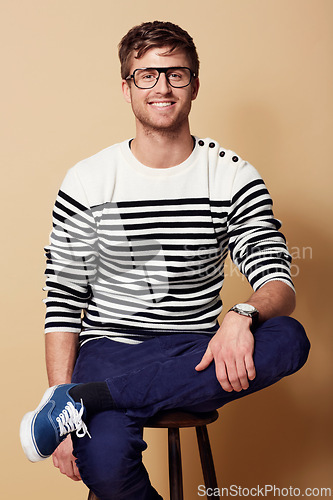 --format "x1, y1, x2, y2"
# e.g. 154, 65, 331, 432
43, 166, 98, 333
227, 160, 294, 292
